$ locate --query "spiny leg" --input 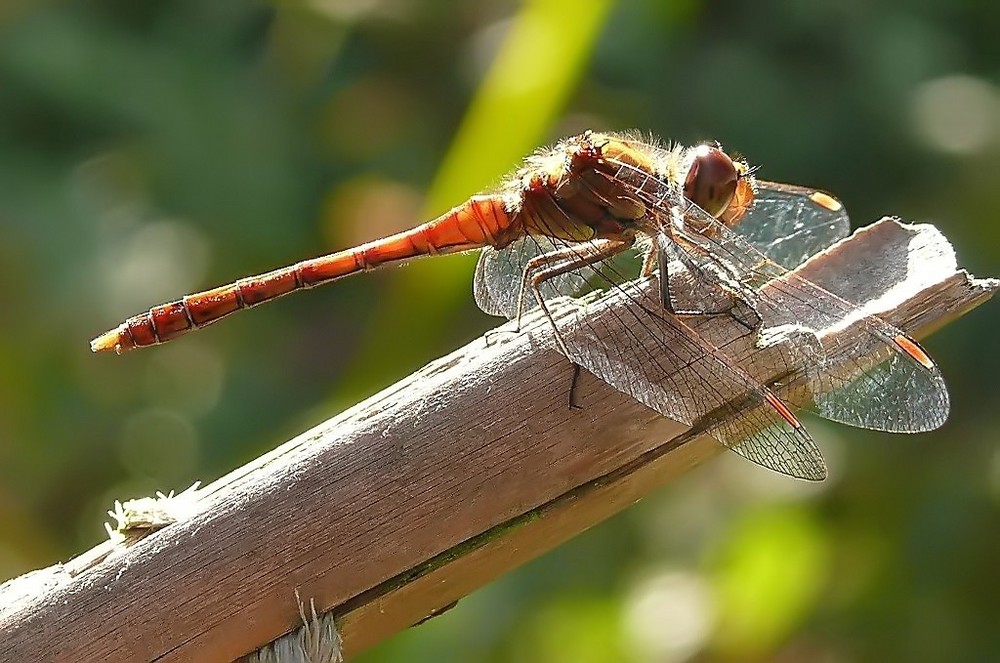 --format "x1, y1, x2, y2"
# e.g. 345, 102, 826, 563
519, 237, 635, 408
656, 238, 763, 334
514, 237, 635, 330
640, 234, 661, 277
